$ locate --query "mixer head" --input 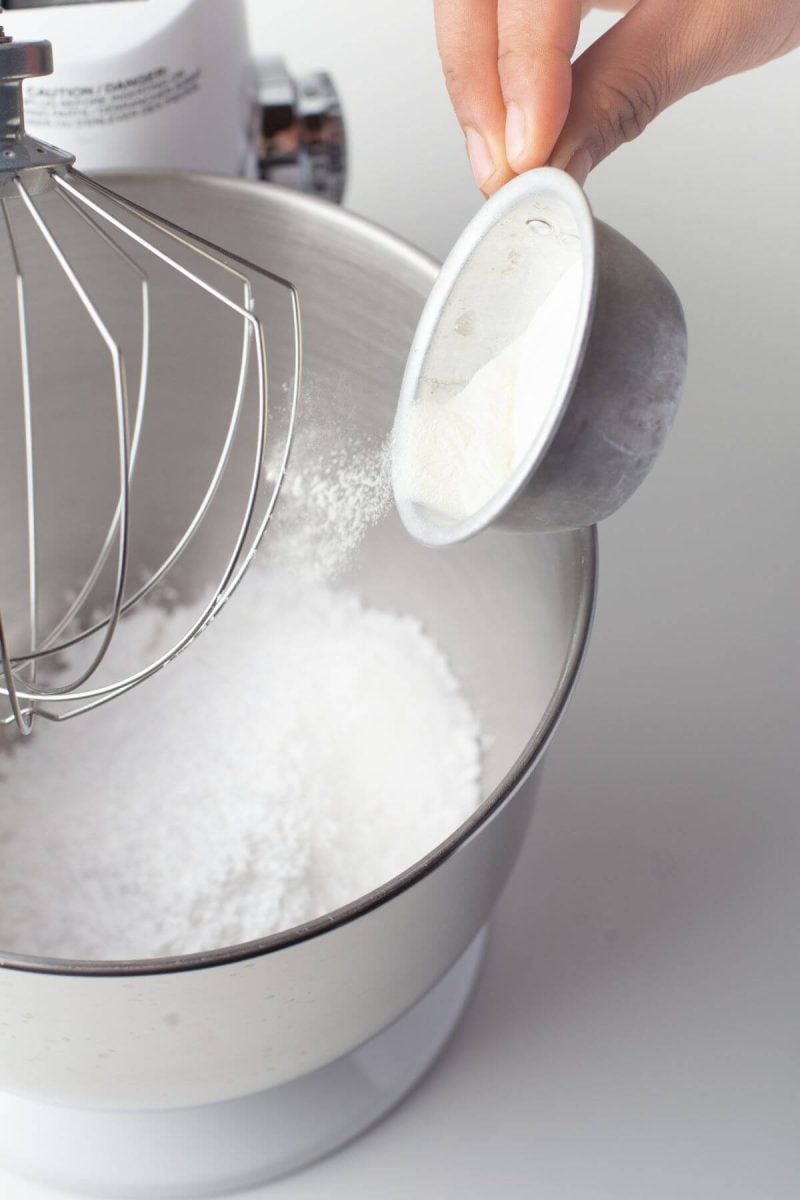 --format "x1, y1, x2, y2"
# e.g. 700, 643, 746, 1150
0, 31, 301, 735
